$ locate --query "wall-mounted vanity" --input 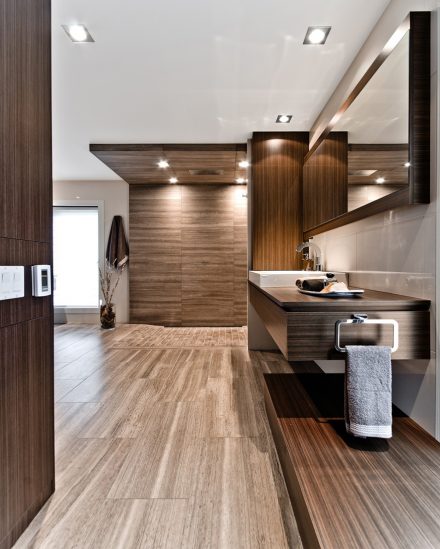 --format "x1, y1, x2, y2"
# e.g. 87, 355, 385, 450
249, 278, 430, 361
